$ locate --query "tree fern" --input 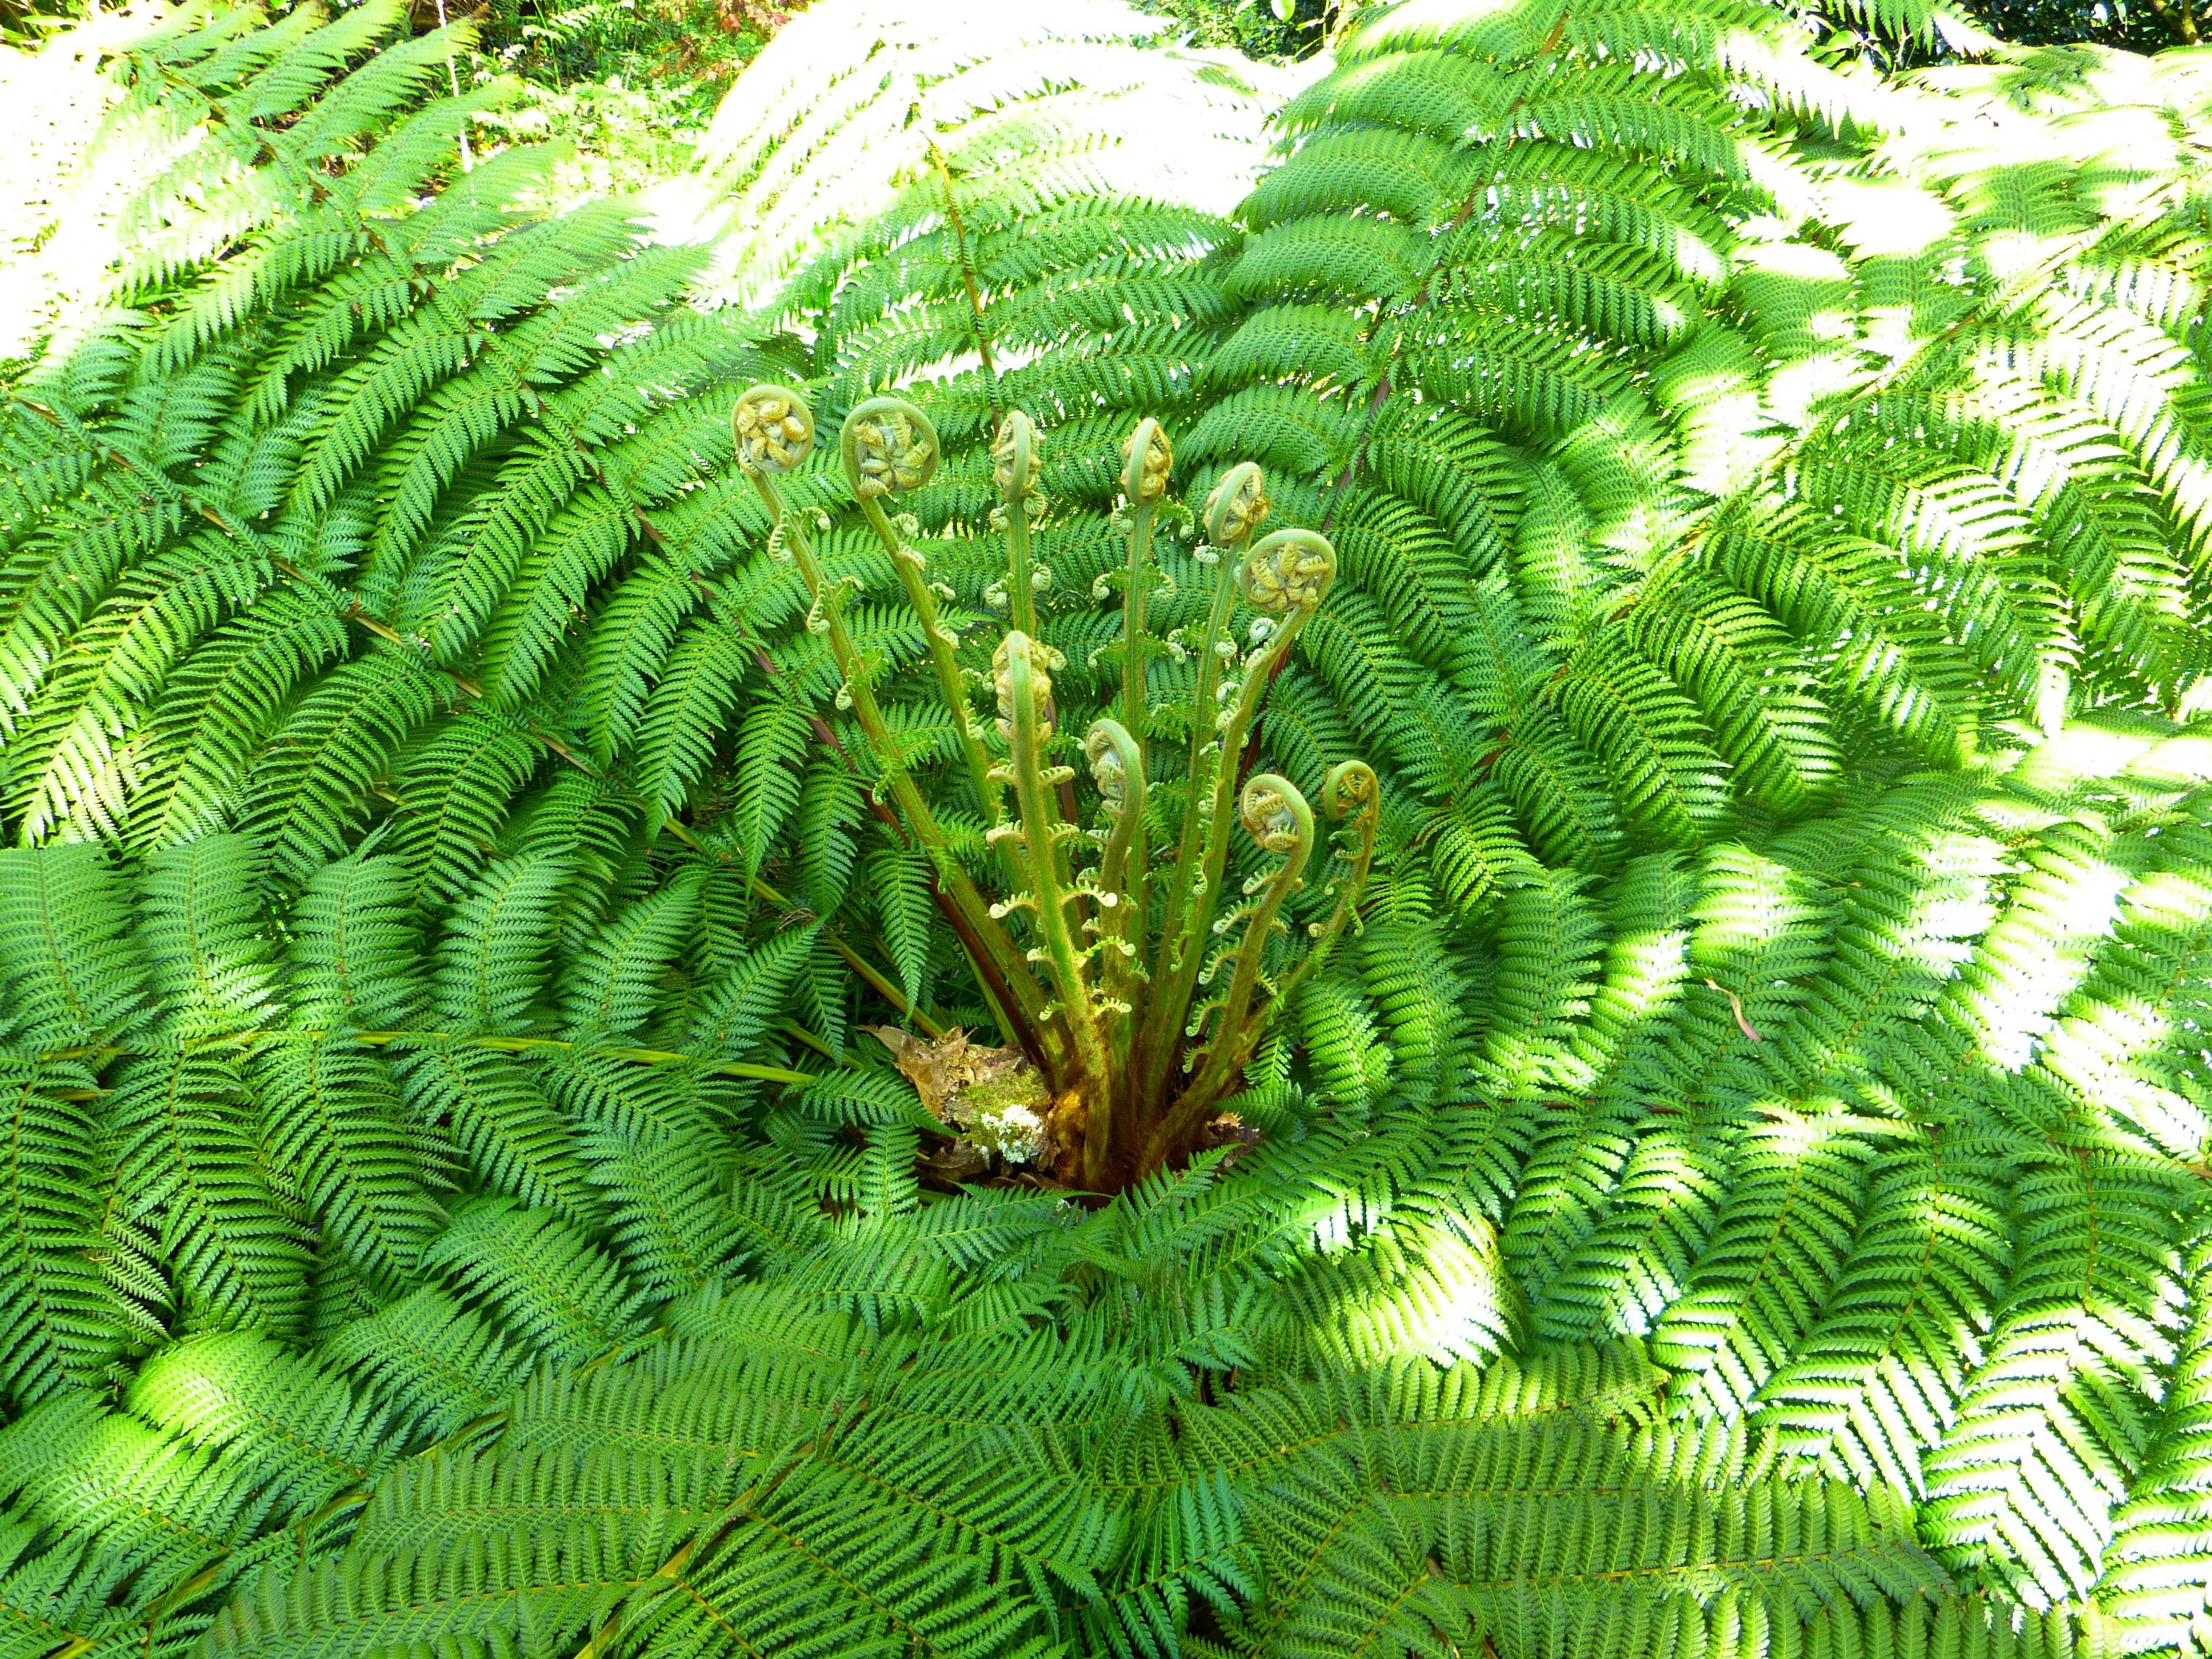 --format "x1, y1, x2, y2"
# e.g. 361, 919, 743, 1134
4, 1, 2212, 1656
